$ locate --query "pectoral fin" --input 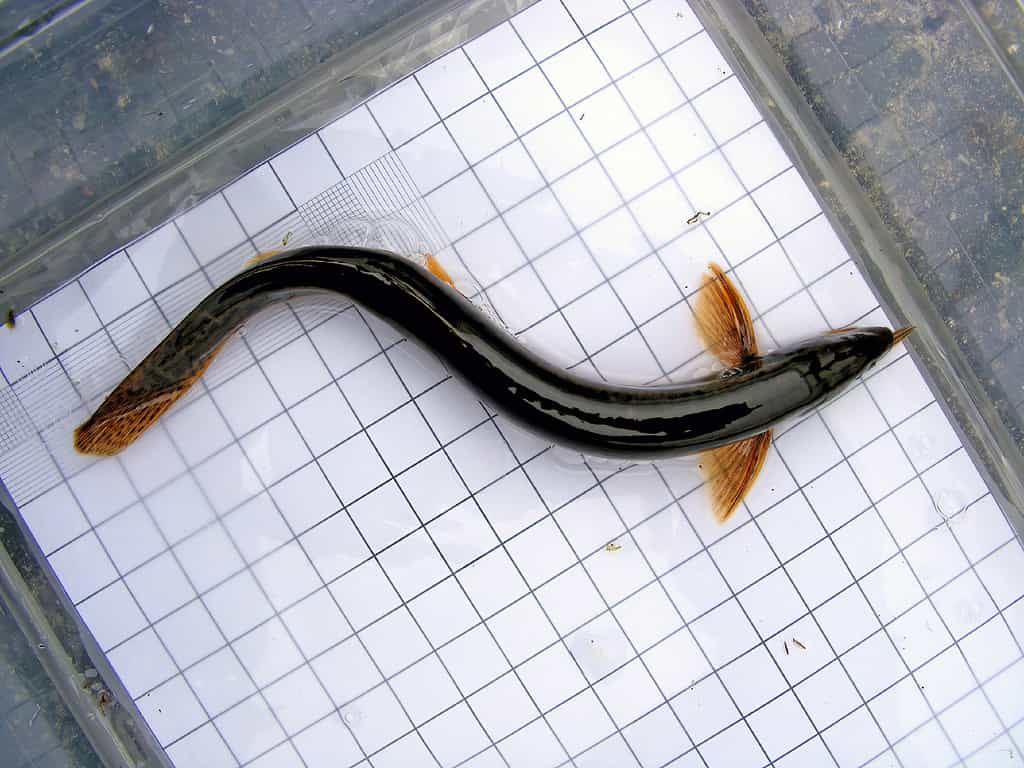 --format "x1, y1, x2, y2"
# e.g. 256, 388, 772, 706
700, 430, 773, 523
692, 263, 770, 522
694, 262, 757, 367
